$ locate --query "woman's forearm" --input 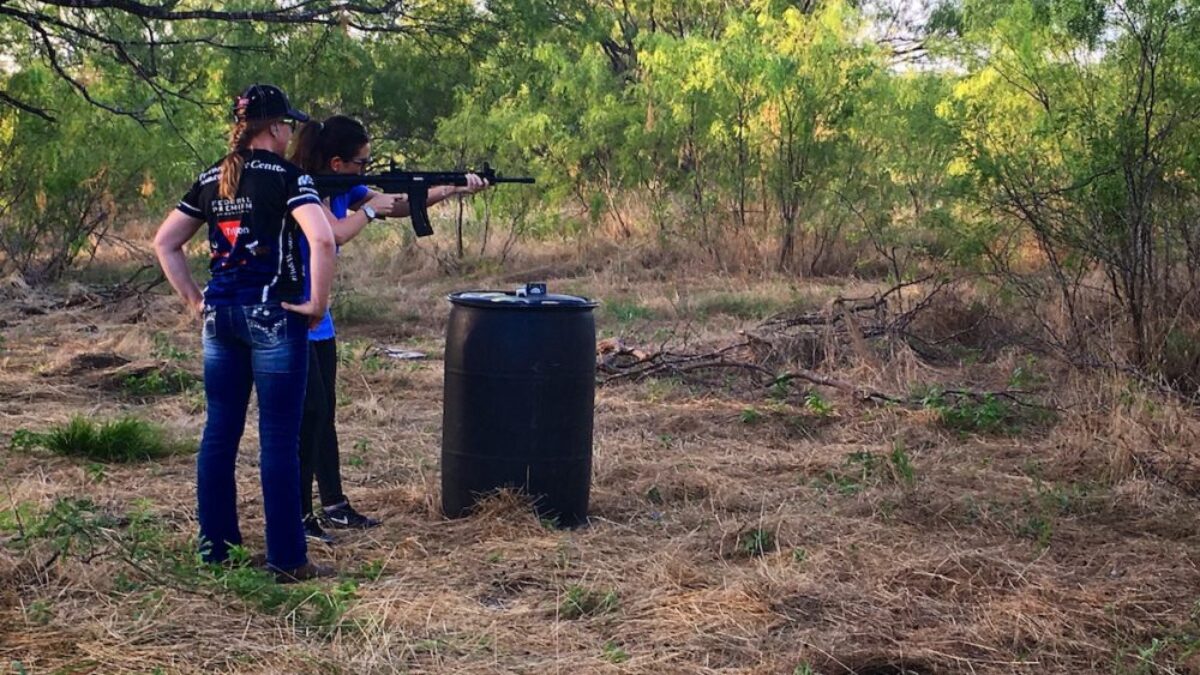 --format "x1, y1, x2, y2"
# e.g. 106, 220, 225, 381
157, 247, 203, 308
153, 210, 204, 311
383, 185, 461, 219
331, 208, 373, 246
428, 185, 463, 207
293, 203, 336, 312
307, 239, 335, 311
